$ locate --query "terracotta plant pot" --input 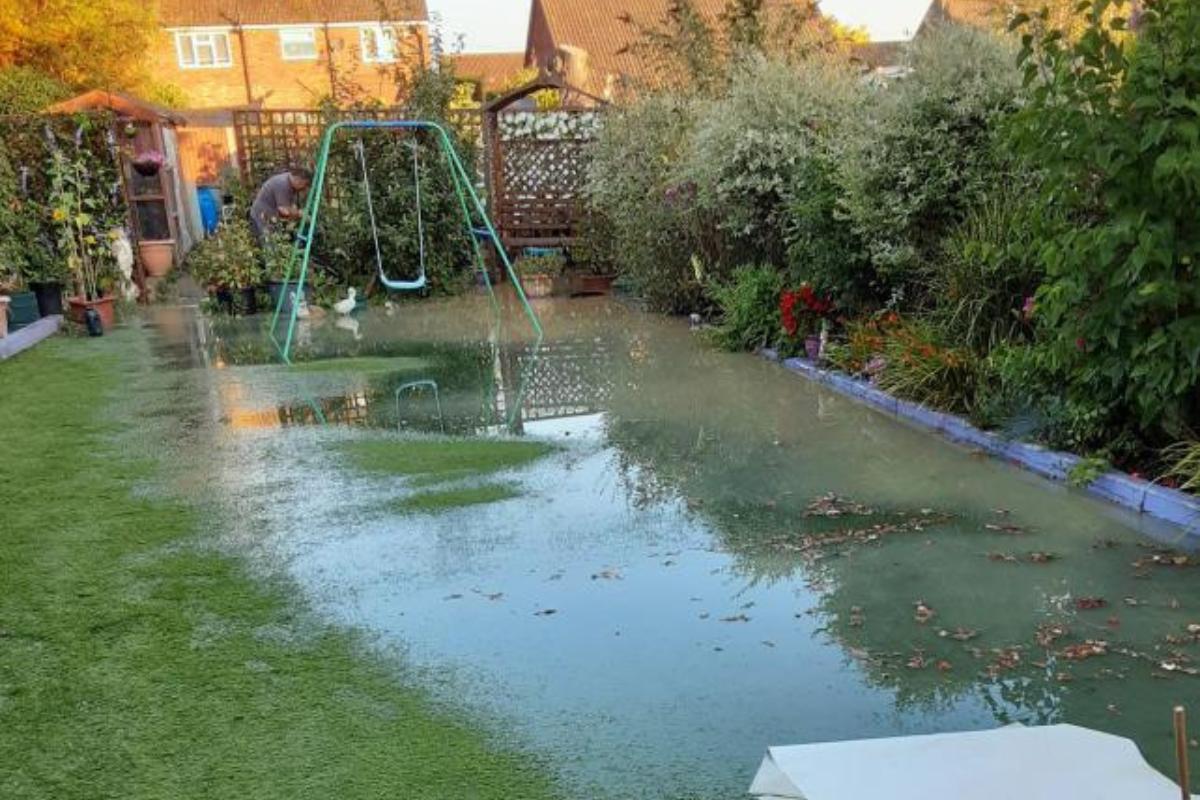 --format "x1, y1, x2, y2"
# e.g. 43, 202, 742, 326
577, 274, 617, 296
521, 273, 555, 299
67, 295, 116, 331
139, 240, 175, 278
0, 296, 9, 338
